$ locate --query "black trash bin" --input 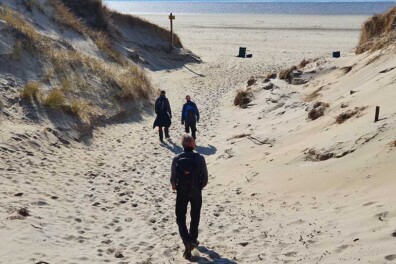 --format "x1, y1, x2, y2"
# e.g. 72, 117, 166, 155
238, 47, 247, 58
332, 51, 340, 58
